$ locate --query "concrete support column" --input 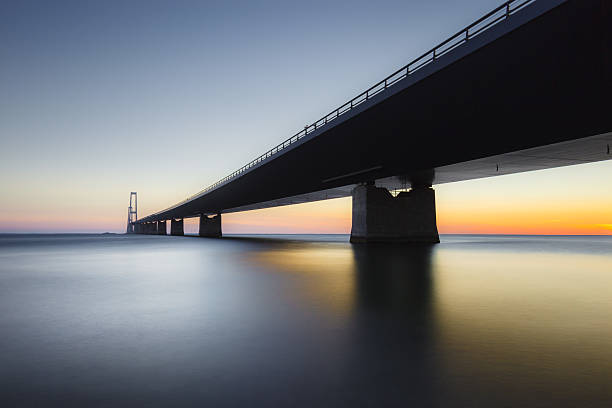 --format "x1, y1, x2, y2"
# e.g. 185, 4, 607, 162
170, 219, 184, 236
350, 184, 439, 244
134, 223, 142, 234
146, 223, 156, 234
157, 220, 167, 235
199, 214, 222, 238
